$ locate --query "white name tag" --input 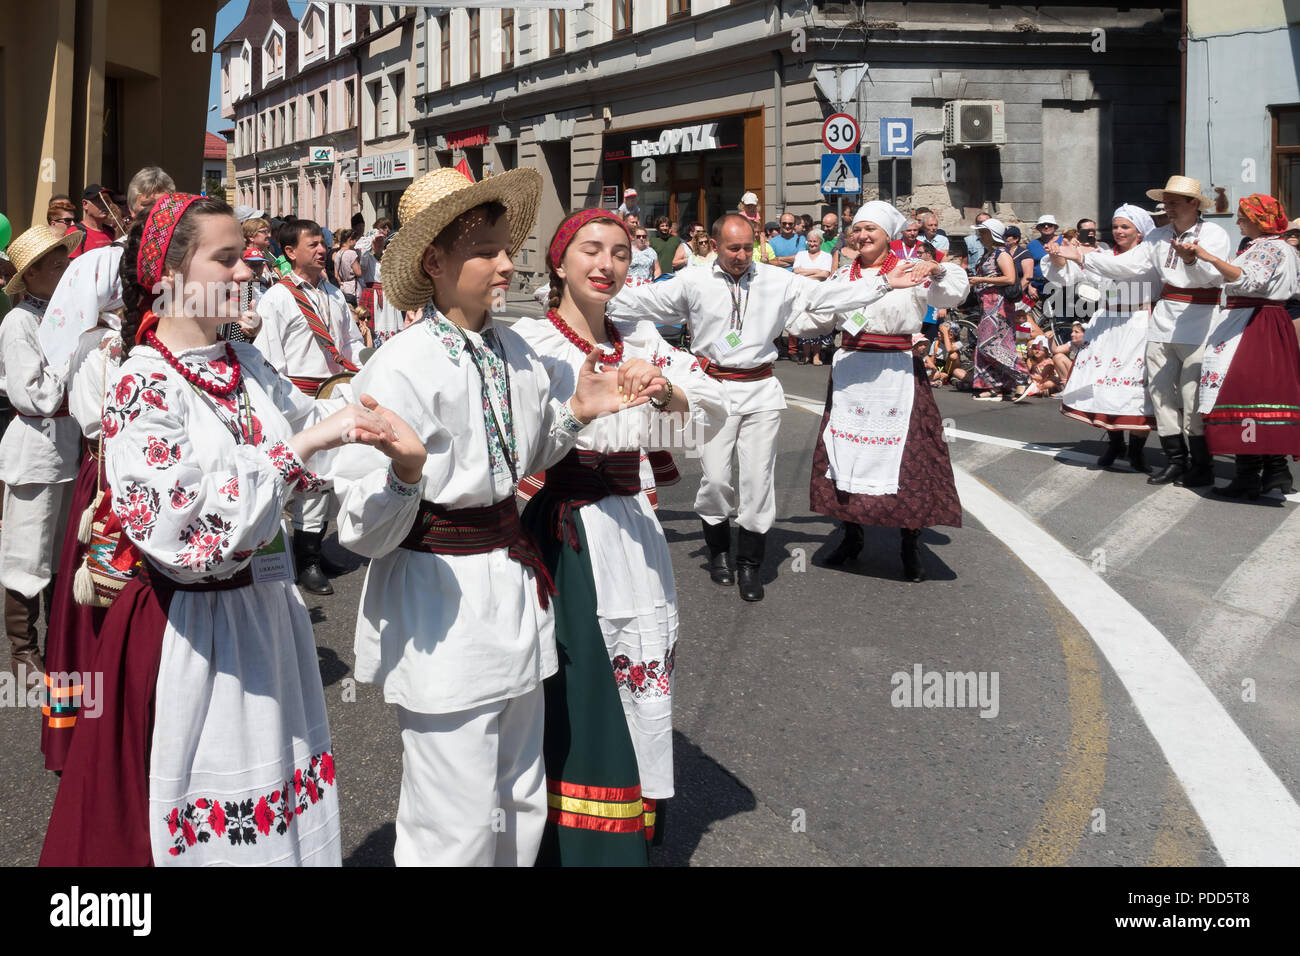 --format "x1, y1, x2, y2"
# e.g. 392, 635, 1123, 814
252, 525, 294, 585
846, 311, 868, 332
722, 330, 743, 351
